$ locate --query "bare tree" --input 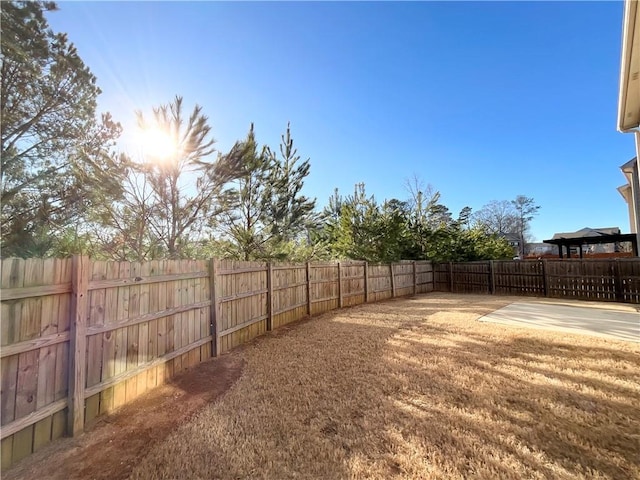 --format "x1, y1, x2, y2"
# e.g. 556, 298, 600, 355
403, 174, 451, 229
473, 200, 517, 235
512, 195, 540, 258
